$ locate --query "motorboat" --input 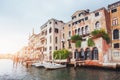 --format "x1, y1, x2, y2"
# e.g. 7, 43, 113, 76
32, 62, 44, 68
34, 62, 44, 68
44, 62, 66, 70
